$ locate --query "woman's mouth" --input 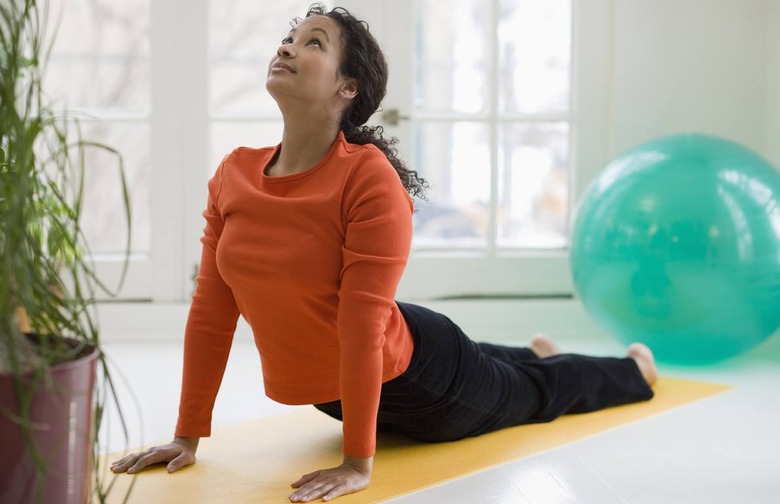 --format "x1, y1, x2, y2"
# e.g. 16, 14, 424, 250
271, 62, 296, 73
